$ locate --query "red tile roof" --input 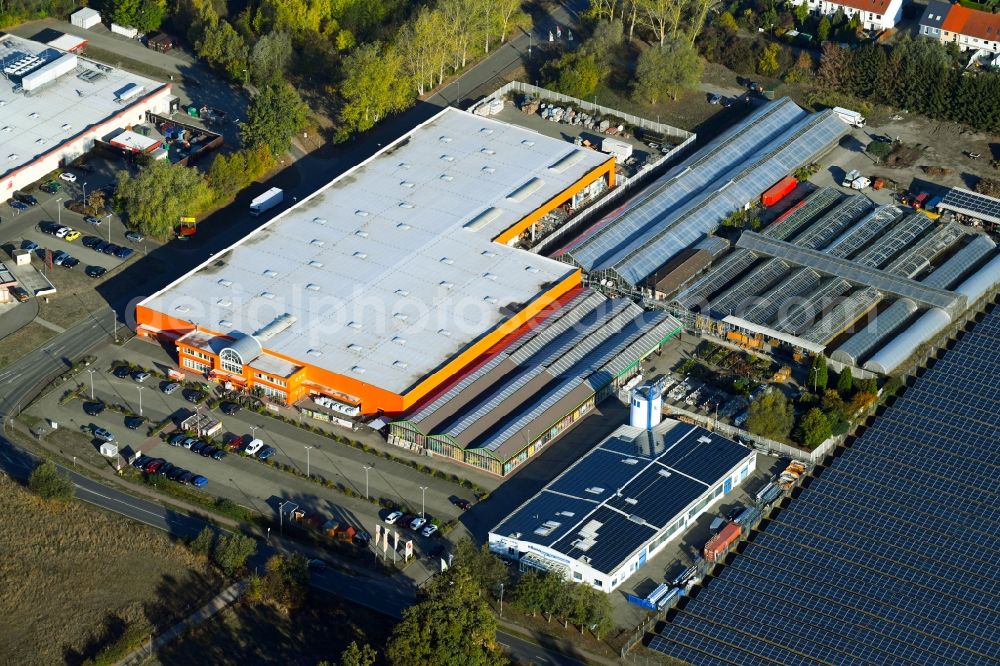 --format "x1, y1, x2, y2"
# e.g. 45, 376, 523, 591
833, 0, 892, 15
942, 3, 1000, 41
